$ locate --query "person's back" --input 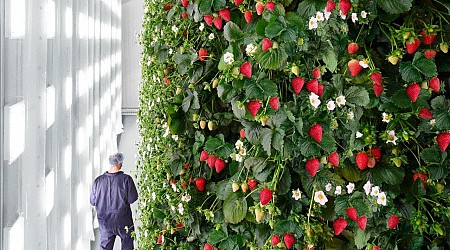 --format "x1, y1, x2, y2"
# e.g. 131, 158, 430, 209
90, 153, 138, 250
